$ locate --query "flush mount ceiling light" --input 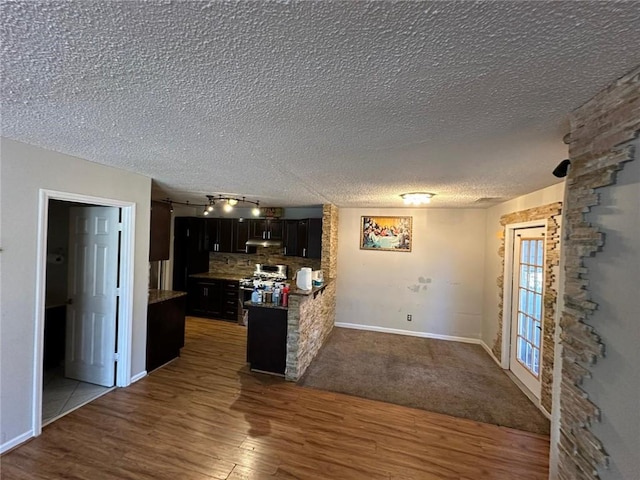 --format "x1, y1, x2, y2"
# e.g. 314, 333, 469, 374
163, 195, 261, 216
400, 192, 435, 205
